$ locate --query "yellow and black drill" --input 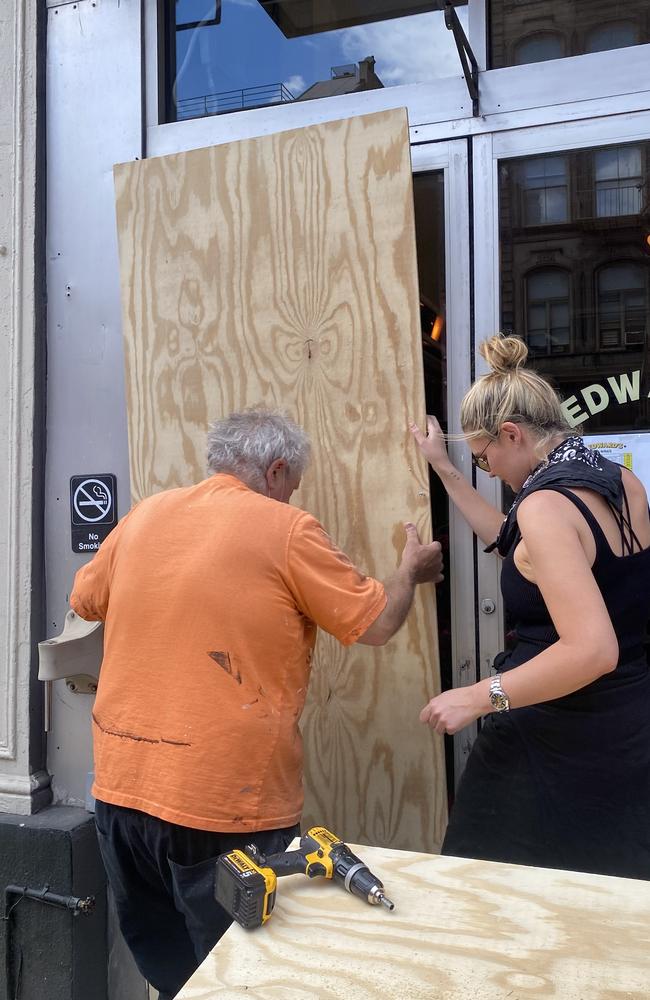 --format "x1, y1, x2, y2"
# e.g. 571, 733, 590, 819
214, 826, 395, 929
